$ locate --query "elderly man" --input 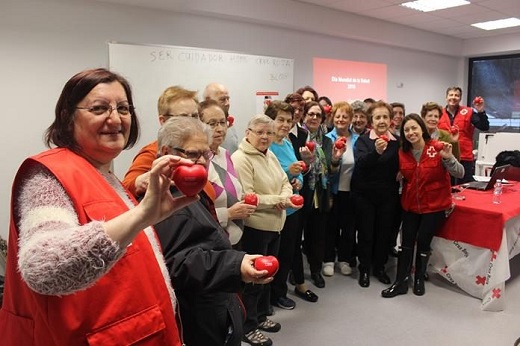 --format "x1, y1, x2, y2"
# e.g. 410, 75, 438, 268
204, 82, 239, 153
